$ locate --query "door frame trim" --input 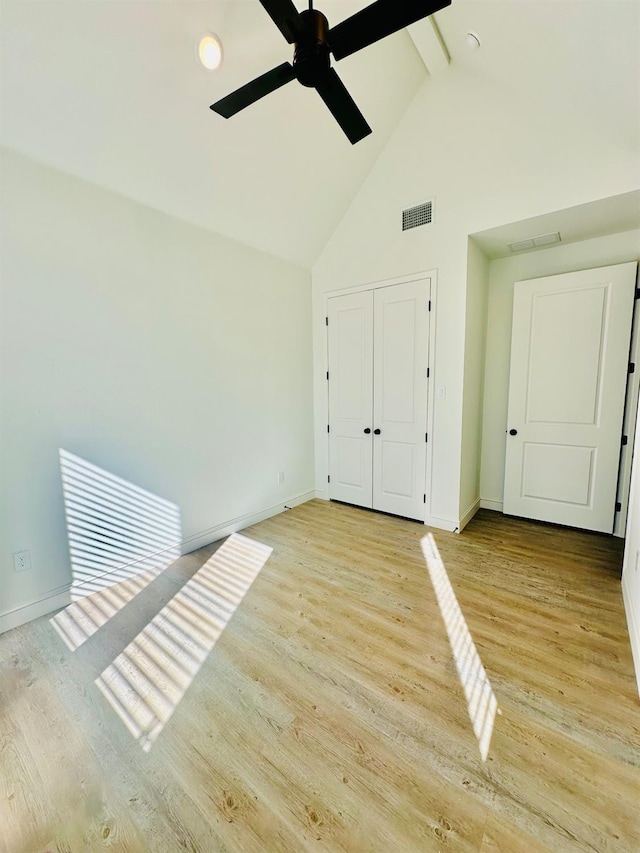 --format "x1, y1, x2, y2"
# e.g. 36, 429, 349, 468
322, 269, 438, 525
615, 263, 640, 537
